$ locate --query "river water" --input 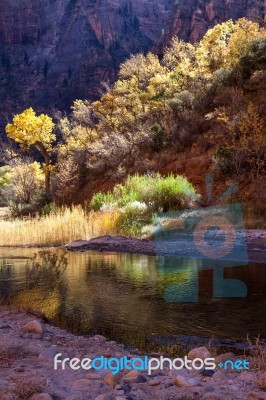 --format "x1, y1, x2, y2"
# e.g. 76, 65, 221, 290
0, 247, 265, 350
